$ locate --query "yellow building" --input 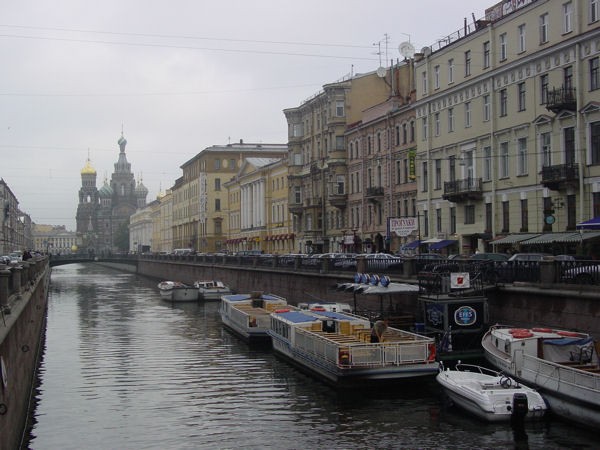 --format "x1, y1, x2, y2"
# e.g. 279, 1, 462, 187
172, 141, 287, 253
225, 158, 291, 254
413, 0, 600, 253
